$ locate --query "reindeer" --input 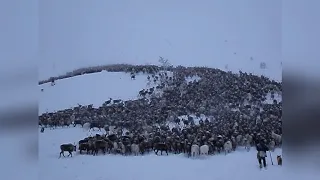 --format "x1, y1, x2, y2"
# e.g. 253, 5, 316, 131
92, 139, 109, 156
89, 122, 102, 131
59, 143, 76, 158
113, 99, 122, 104
154, 142, 169, 155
